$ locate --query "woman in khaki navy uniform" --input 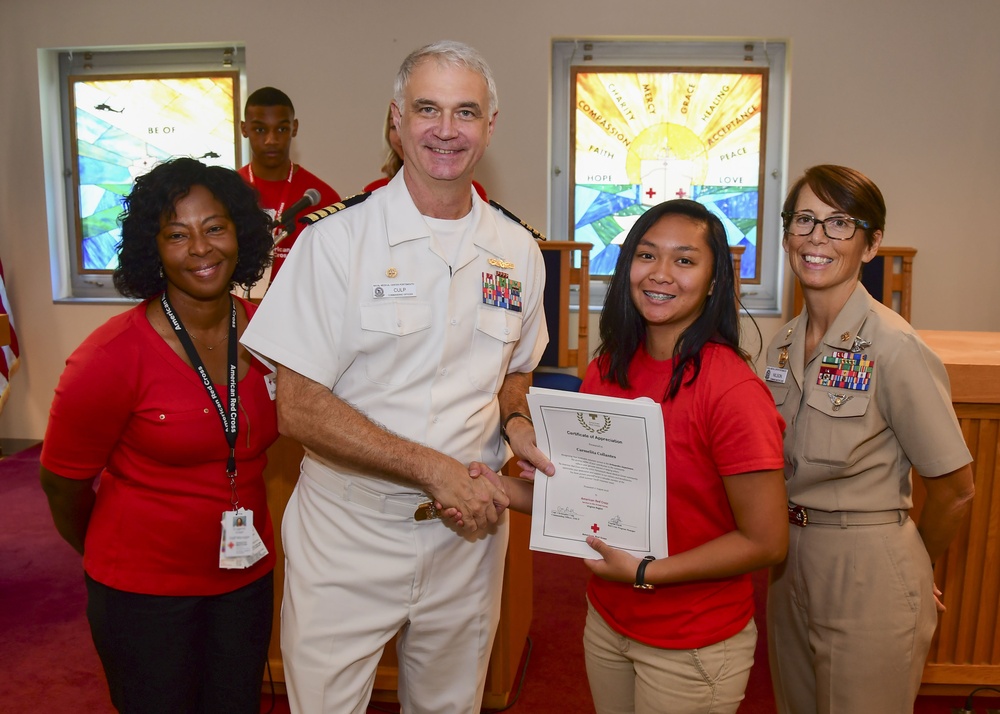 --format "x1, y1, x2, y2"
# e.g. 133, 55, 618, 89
763, 165, 975, 714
